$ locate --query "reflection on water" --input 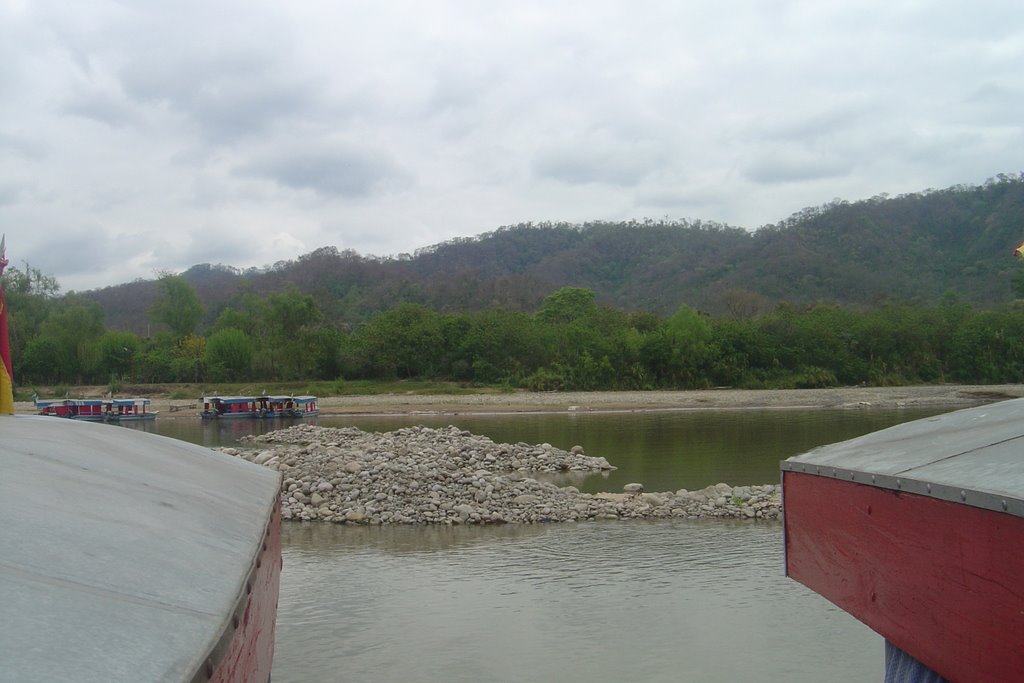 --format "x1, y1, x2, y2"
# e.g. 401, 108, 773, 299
283, 518, 550, 558
274, 520, 883, 683
123, 415, 319, 447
